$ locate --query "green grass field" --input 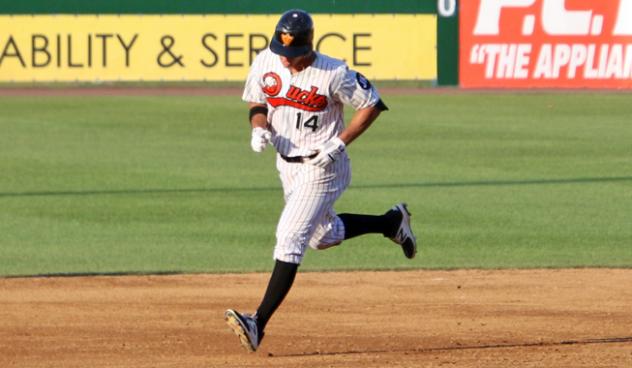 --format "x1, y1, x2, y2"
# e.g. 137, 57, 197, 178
1, 92, 631, 276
